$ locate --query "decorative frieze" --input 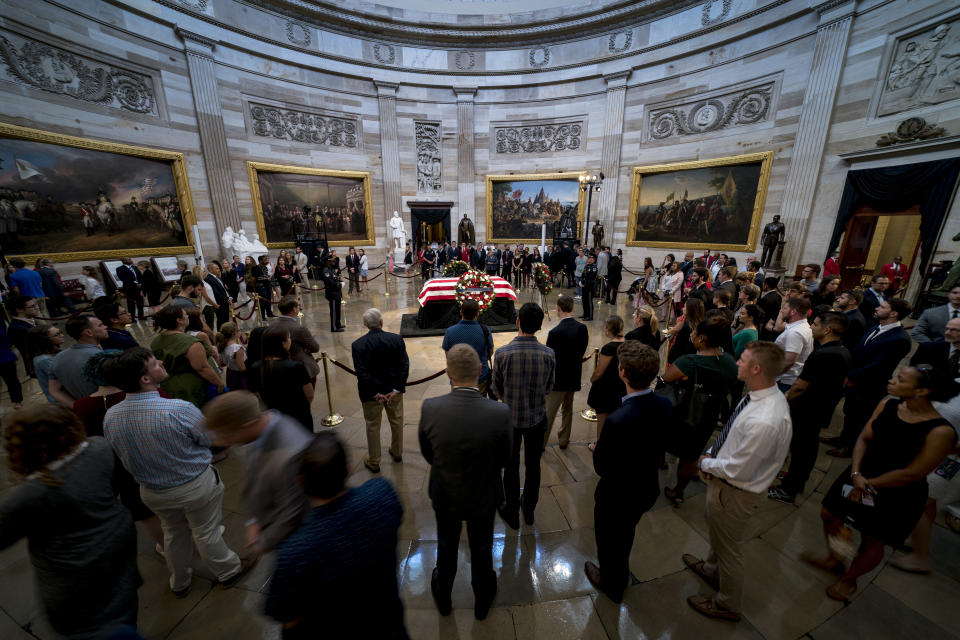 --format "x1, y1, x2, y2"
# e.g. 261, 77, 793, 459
247, 102, 359, 148
608, 30, 632, 53
415, 121, 442, 194
494, 120, 583, 154
0, 29, 157, 115
878, 18, 960, 116
285, 21, 311, 48
454, 50, 476, 71
647, 81, 774, 140
373, 43, 396, 65
701, 0, 733, 26
529, 46, 550, 68
876, 117, 947, 146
